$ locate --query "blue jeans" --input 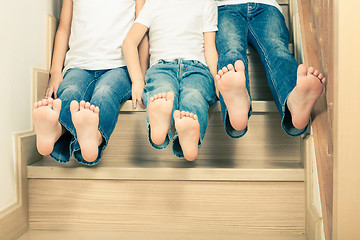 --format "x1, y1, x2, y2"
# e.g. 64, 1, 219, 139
216, 3, 307, 137
143, 59, 217, 158
50, 67, 132, 165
